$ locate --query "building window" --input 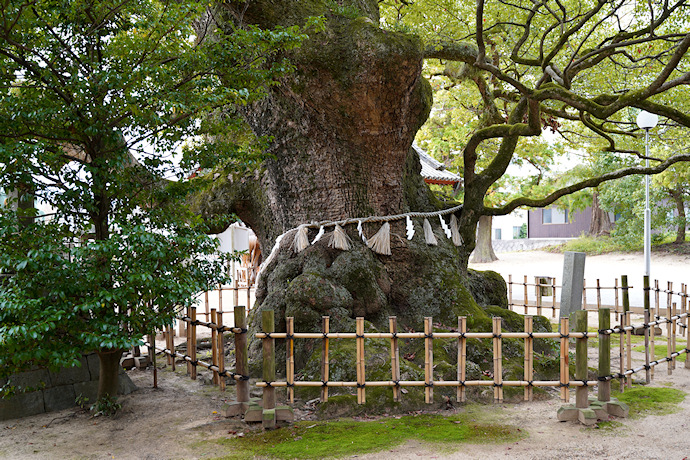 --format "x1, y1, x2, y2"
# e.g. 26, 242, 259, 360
513, 226, 521, 239
543, 208, 568, 224
494, 228, 502, 240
